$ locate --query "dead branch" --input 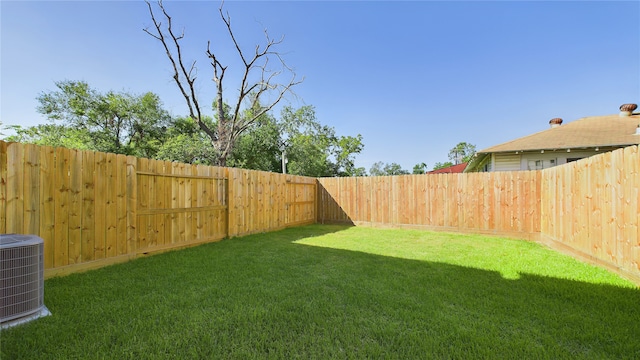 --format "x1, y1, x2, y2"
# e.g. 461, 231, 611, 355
144, 0, 303, 166
143, 0, 216, 142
